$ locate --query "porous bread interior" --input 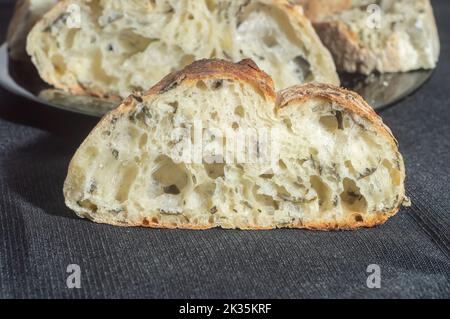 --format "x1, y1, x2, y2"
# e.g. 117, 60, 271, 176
321, 0, 438, 69
64, 78, 404, 229
27, 0, 337, 98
